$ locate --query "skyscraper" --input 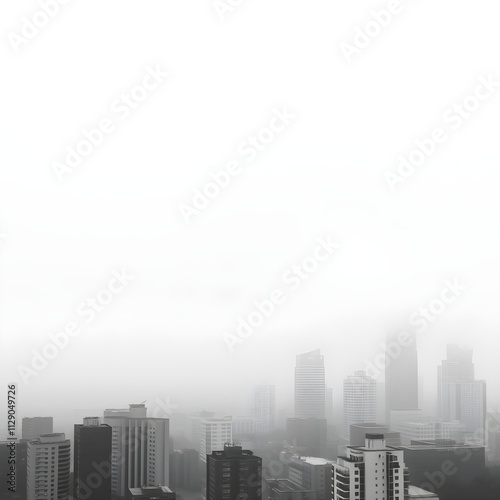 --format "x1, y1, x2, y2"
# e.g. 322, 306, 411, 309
332, 434, 409, 500
74, 417, 112, 500
27, 433, 71, 500
385, 332, 419, 421
343, 371, 377, 437
206, 444, 262, 500
103, 403, 170, 498
253, 384, 276, 435
295, 349, 326, 419
22, 416, 53, 440
438, 345, 486, 440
